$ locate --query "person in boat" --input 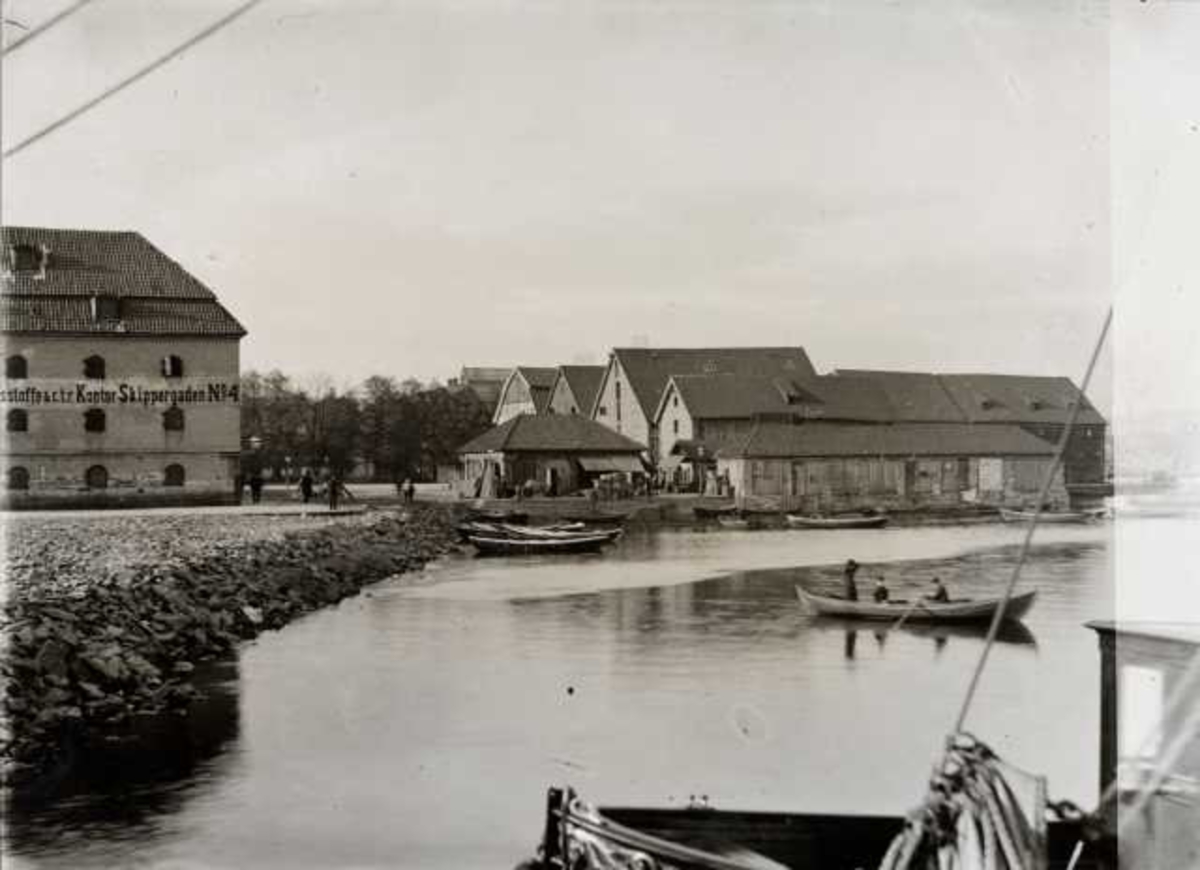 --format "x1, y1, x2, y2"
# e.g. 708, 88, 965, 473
873, 577, 890, 603
842, 559, 860, 601
928, 576, 950, 603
